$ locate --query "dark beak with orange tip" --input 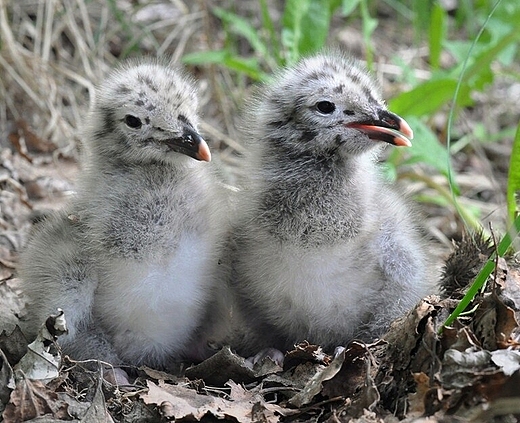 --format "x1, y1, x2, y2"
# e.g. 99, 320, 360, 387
165, 126, 211, 162
346, 109, 413, 147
